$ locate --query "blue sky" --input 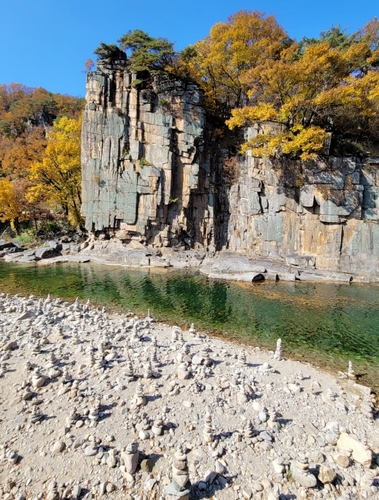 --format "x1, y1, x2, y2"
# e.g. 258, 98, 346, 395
1, 0, 378, 97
